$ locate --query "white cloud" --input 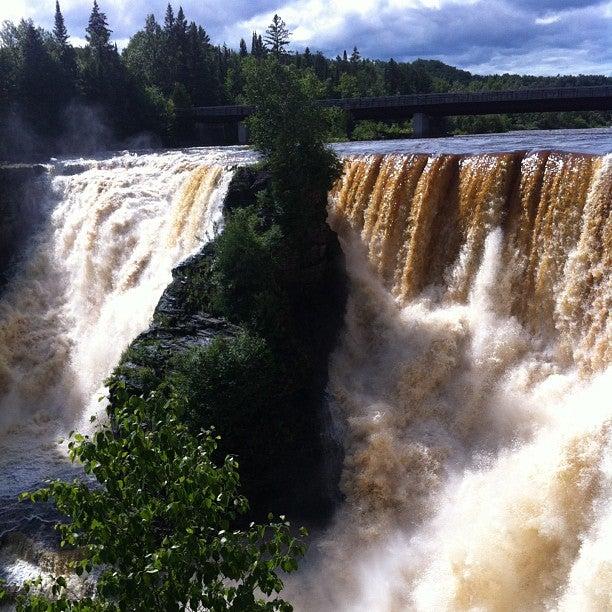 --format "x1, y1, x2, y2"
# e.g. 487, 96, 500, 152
1, 0, 610, 76
535, 14, 561, 24
0, 0, 41, 22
